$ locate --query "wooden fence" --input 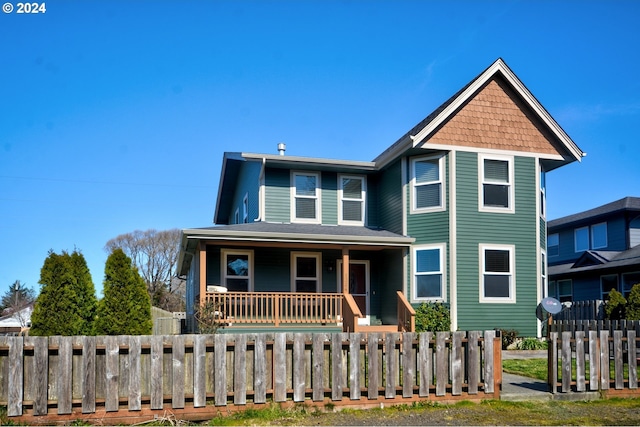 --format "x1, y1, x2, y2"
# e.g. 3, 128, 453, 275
552, 300, 604, 322
550, 319, 640, 335
548, 329, 640, 396
0, 331, 501, 425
